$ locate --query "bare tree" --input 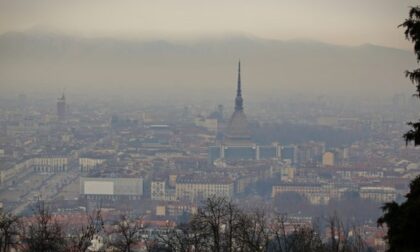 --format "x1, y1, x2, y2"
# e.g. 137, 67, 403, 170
66, 208, 104, 252
189, 196, 246, 252
270, 214, 291, 252
289, 226, 324, 252
157, 222, 201, 252
193, 197, 226, 252
326, 212, 367, 252
269, 214, 324, 252
223, 200, 242, 252
109, 214, 144, 252
236, 209, 270, 252
23, 201, 66, 252
0, 211, 20, 252
144, 236, 169, 252
327, 213, 343, 252
152, 198, 370, 252
157, 197, 243, 252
